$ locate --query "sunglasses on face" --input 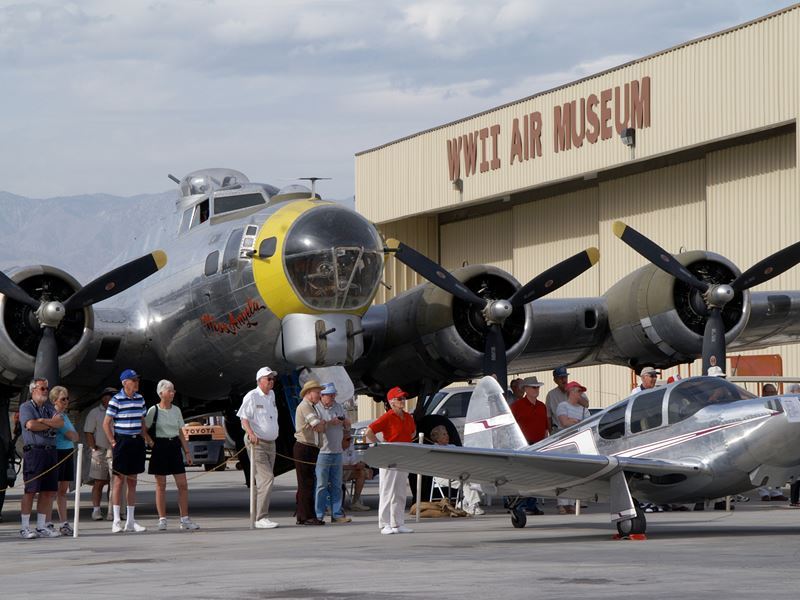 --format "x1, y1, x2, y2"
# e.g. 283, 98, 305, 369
36, 386, 49, 391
